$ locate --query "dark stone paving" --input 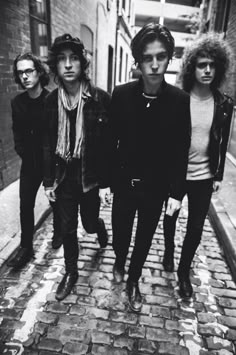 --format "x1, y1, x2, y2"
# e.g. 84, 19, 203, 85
0, 198, 236, 355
